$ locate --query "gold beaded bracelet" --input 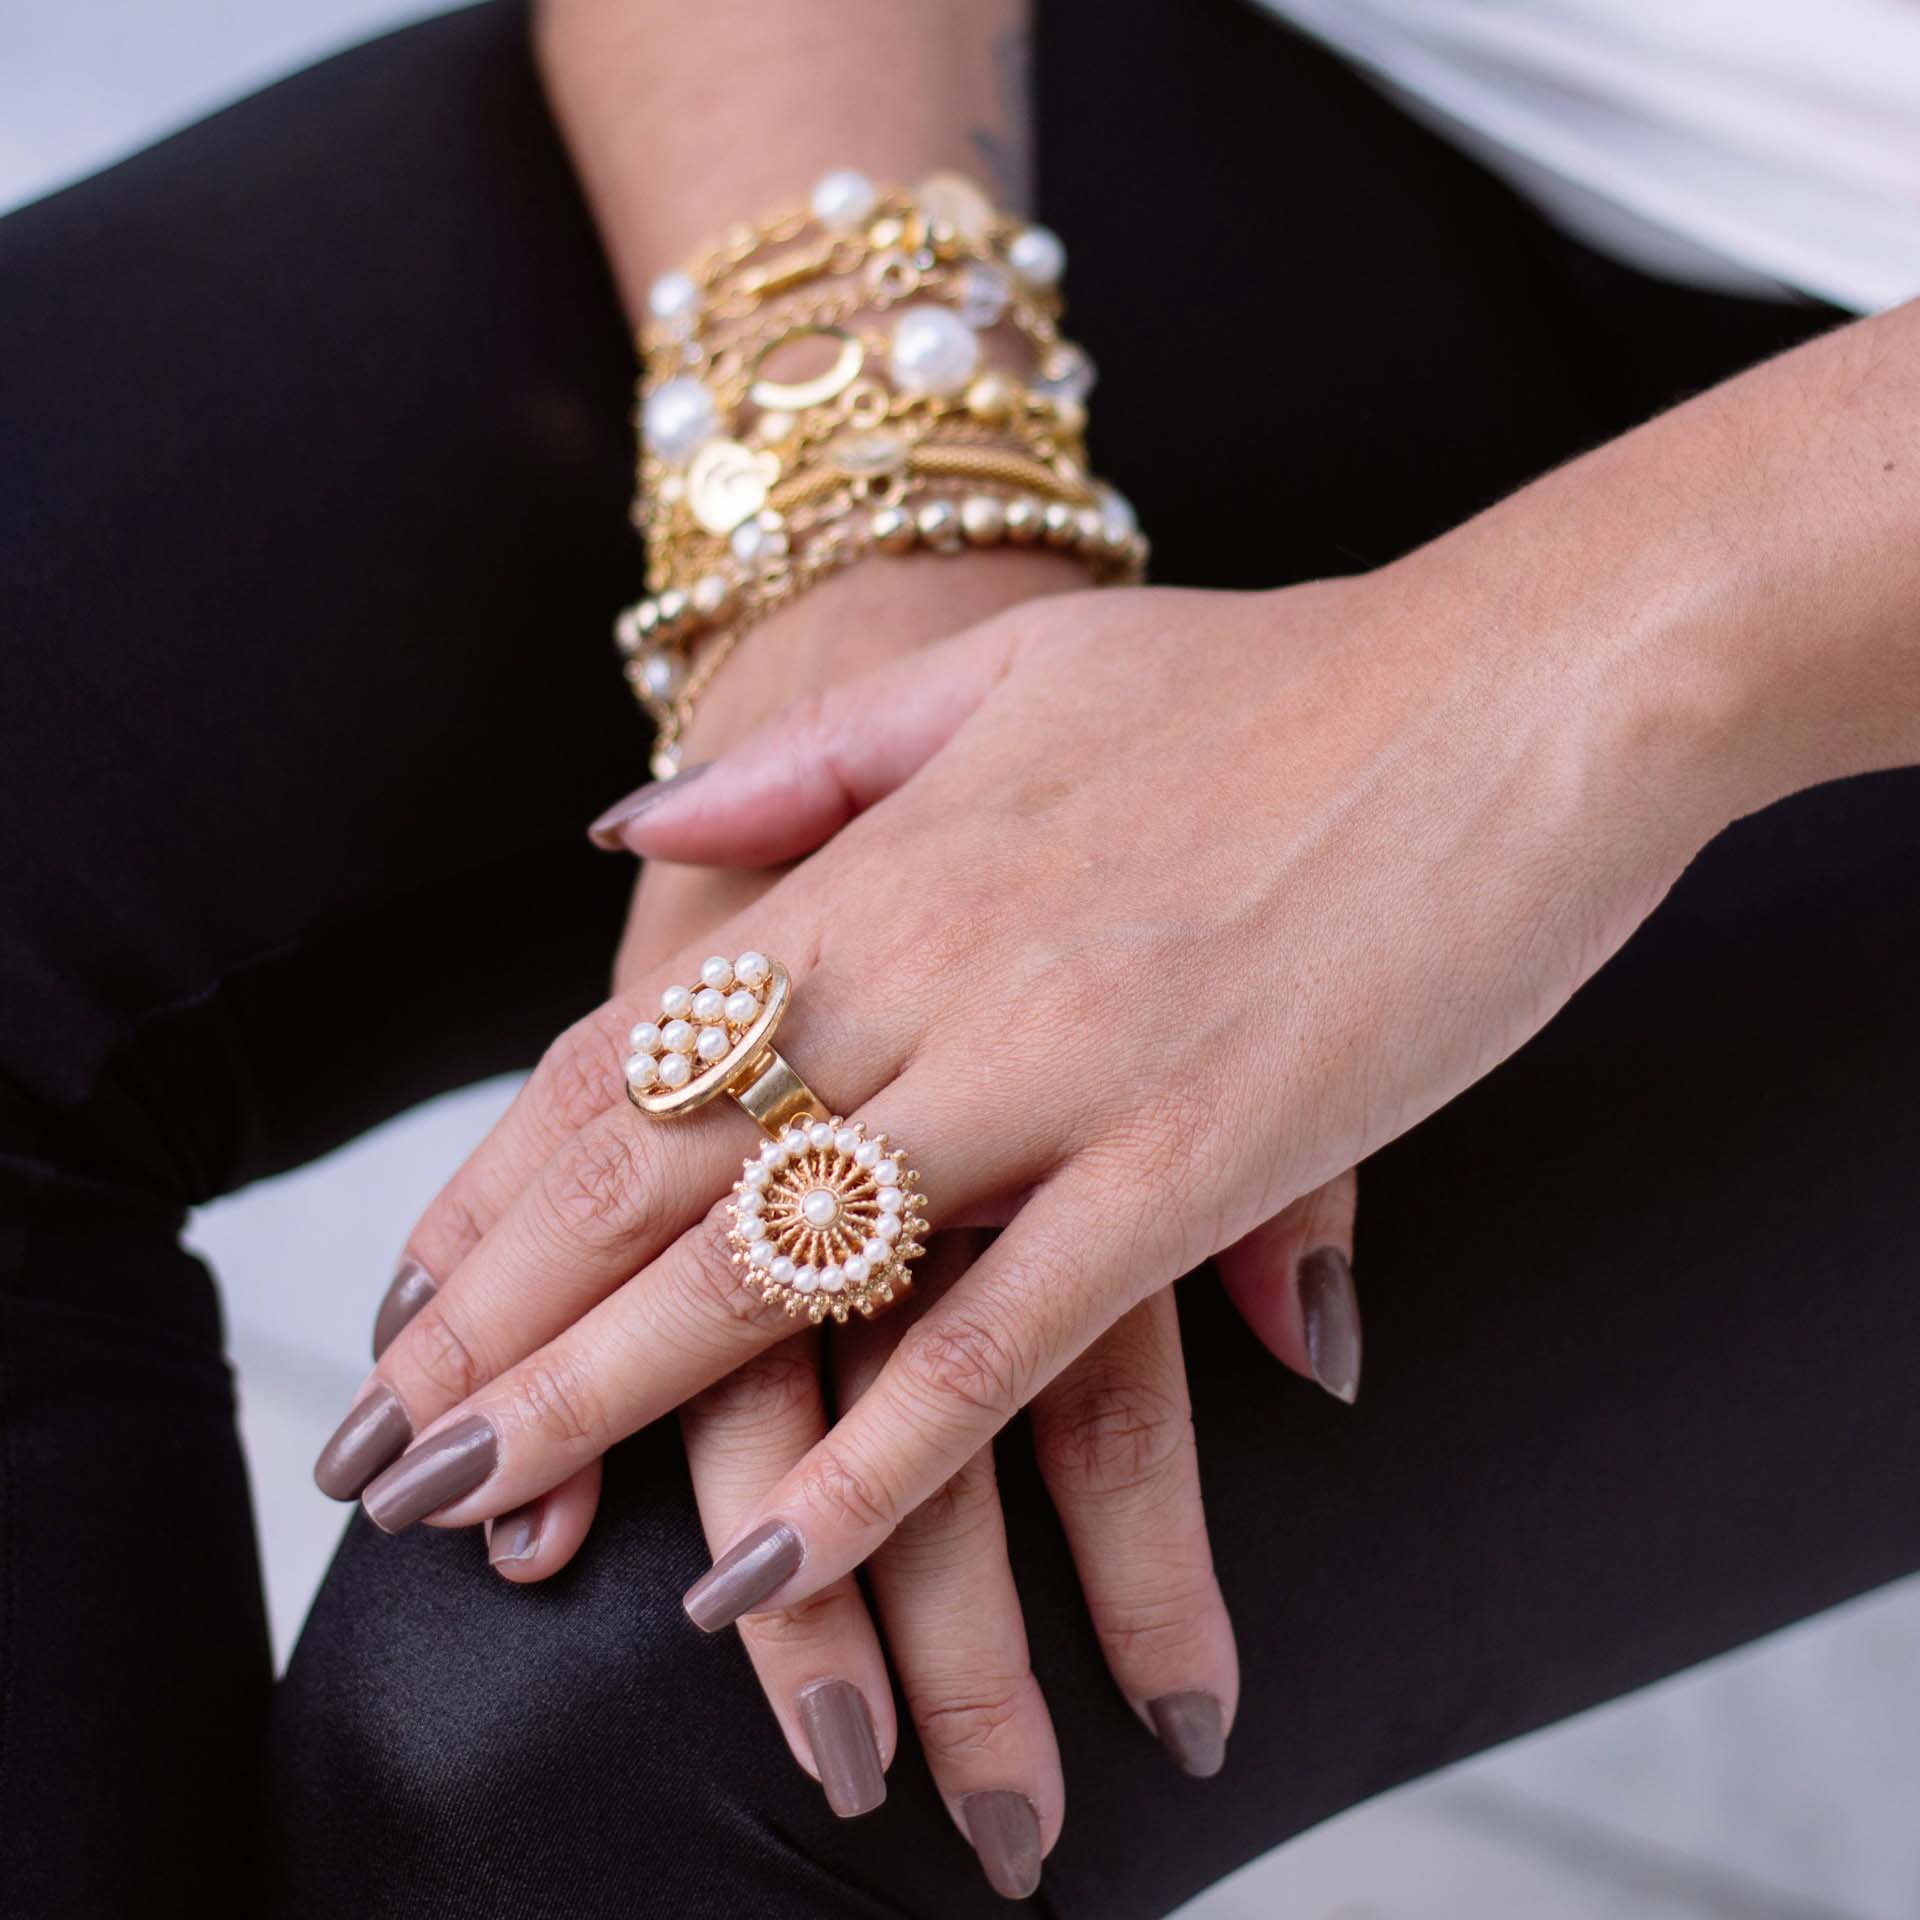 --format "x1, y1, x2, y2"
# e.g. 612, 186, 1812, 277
614, 168, 1145, 778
